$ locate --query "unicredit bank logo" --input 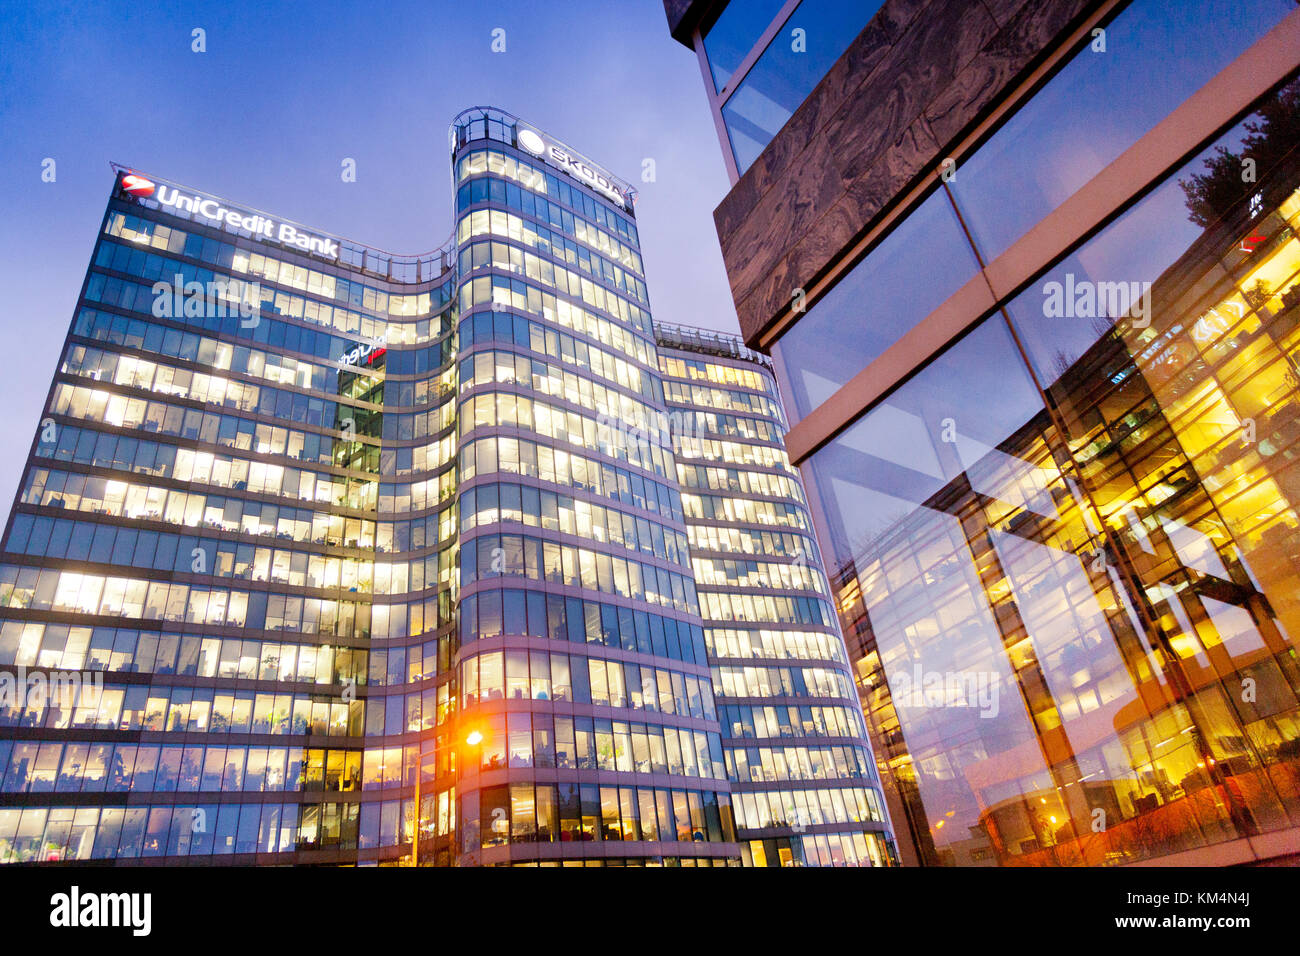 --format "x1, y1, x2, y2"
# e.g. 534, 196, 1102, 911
120, 173, 155, 197
146, 183, 340, 258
